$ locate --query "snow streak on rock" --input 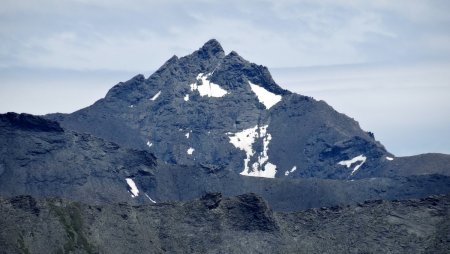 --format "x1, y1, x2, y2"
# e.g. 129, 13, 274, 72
125, 178, 139, 198
227, 125, 277, 178
190, 73, 227, 98
338, 155, 367, 175
145, 193, 157, 203
150, 91, 161, 101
